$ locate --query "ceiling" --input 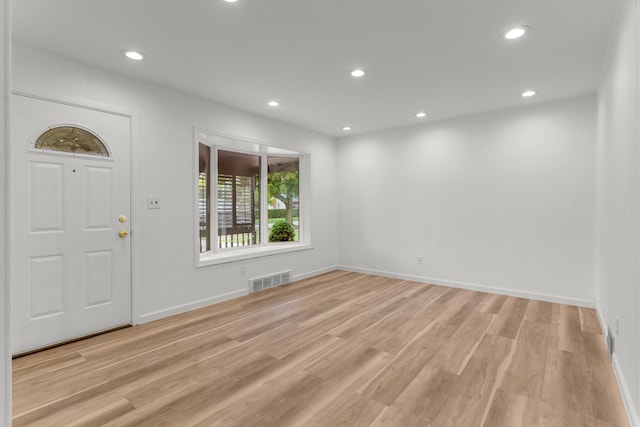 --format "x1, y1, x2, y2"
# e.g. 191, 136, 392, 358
12, 0, 620, 137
